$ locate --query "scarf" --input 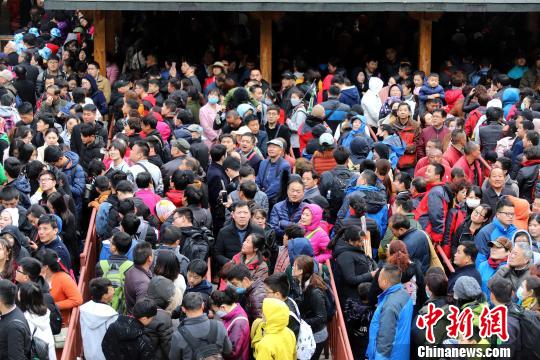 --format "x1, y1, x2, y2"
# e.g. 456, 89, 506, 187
487, 256, 507, 269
